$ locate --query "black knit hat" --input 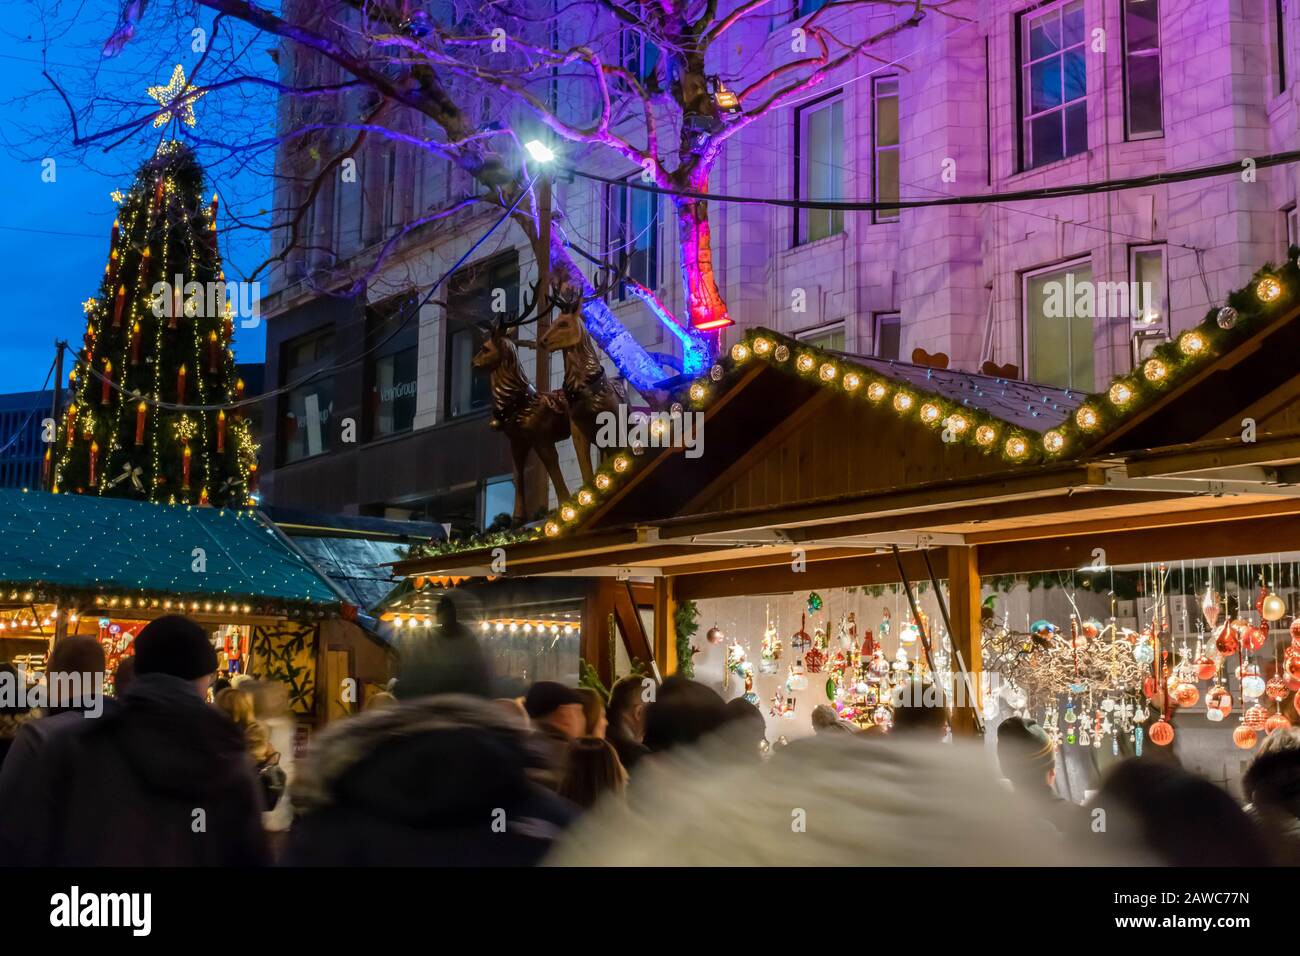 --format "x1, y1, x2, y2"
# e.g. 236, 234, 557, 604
132, 615, 218, 680
523, 681, 583, 719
